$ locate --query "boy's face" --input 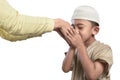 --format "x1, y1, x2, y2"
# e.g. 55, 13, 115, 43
72, 19, 99, 43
